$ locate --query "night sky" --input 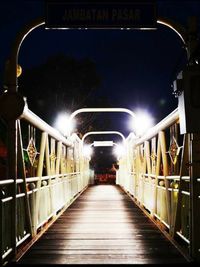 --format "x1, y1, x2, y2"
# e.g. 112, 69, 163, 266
0, 0, 200, 169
